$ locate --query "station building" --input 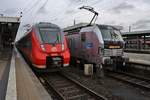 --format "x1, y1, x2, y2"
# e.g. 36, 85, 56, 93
0, 16, 20, 50
122, 30, 150, 52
